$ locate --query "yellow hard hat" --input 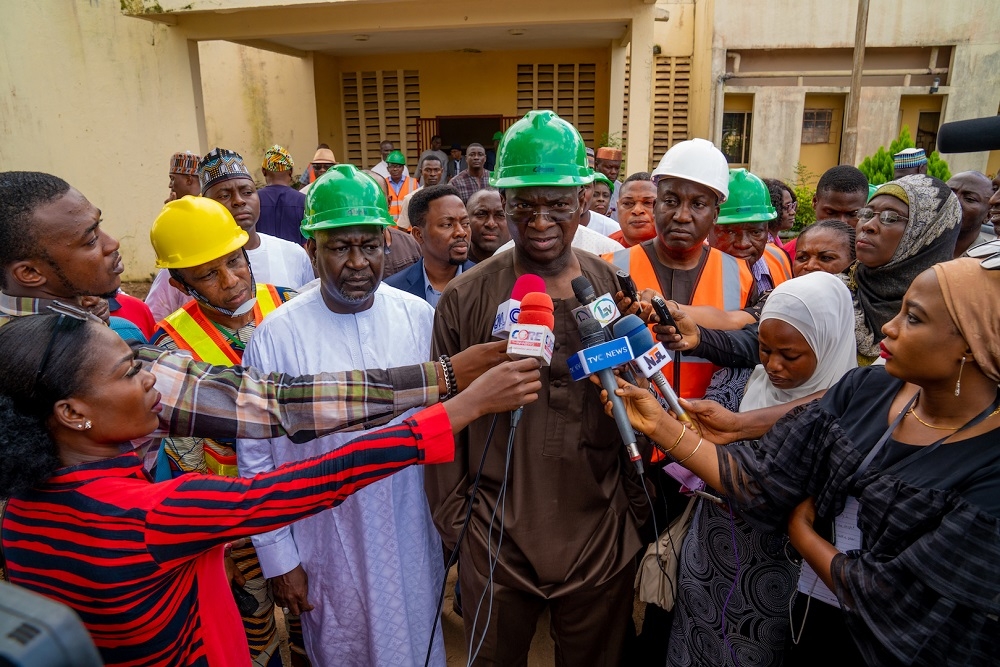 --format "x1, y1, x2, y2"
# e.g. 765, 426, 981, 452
150, 196, 249, 269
